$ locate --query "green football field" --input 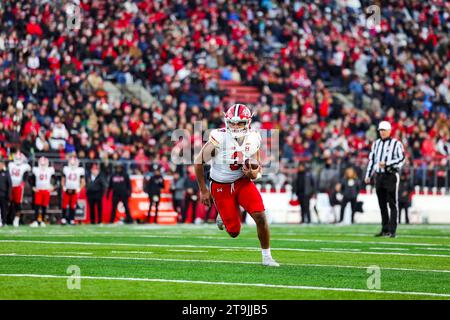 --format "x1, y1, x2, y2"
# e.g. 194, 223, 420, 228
0, 223, 449, 300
